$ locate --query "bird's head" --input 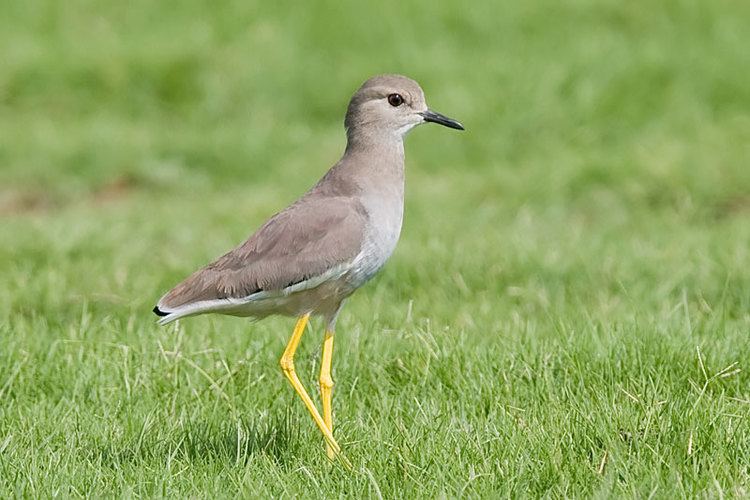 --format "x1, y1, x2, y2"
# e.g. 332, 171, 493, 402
344, 74, 464, 142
